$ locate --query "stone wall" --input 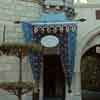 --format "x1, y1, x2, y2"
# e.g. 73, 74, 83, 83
0, 0, 41, 44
